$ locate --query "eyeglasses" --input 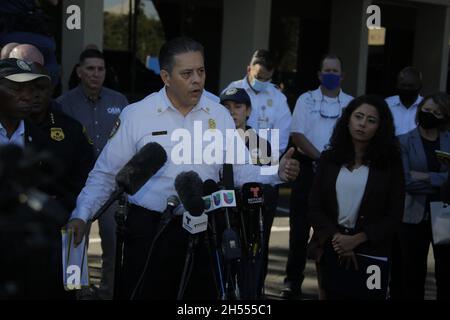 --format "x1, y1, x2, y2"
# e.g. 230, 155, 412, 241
319, 97, 342, 119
